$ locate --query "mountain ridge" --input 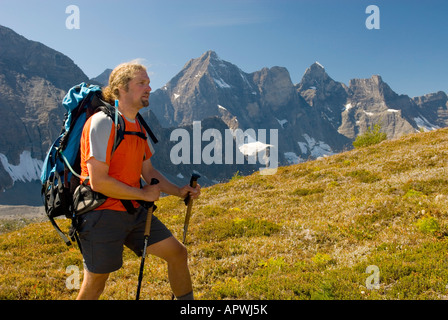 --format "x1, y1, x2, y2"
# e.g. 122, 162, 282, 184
0, 25, 447, 205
